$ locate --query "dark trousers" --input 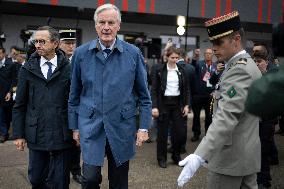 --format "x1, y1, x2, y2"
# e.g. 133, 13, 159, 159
0, 107, 7, 137
191, 96, 212, 136
279, 114, 284, 132
157, 102, 184, 162
70, 144, 81, 176
81, 140, 129, 189
28, 148, 71, 189
257, 121, 275, 187
180, 117, 188, 147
